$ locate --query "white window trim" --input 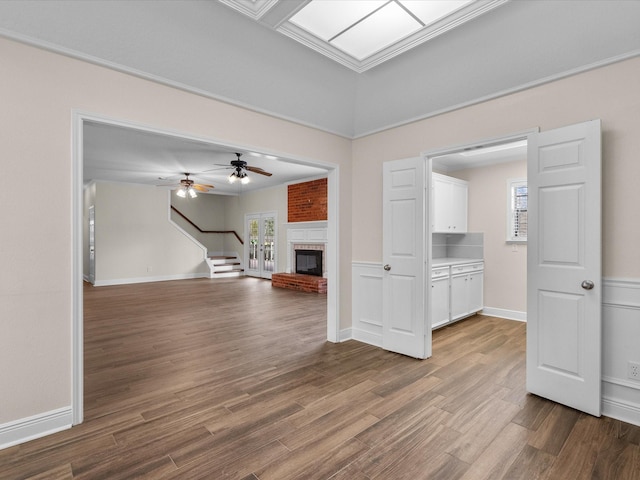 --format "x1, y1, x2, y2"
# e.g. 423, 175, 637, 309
507, 178, 527, 243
